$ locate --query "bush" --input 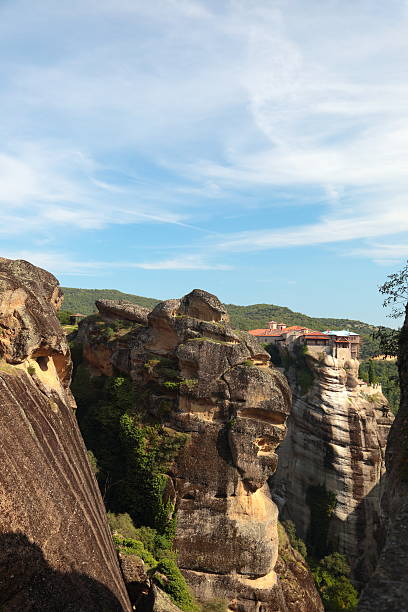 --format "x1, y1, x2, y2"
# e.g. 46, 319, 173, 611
156, 558, 199, 612
107, 512, 139, 539
282, 520, 307, 558
312, 553, 358, 611
27, 364, 36, 376
113, 534, 156, 568
87, 450, 99, 476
